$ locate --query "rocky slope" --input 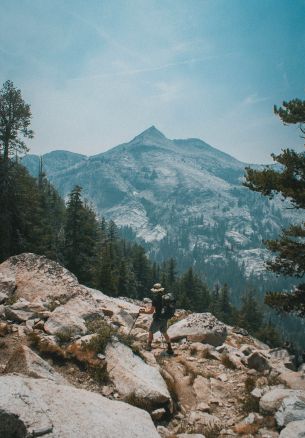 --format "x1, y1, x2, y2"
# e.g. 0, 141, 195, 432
1, 253, 305, 437
21, 127, 301, 281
